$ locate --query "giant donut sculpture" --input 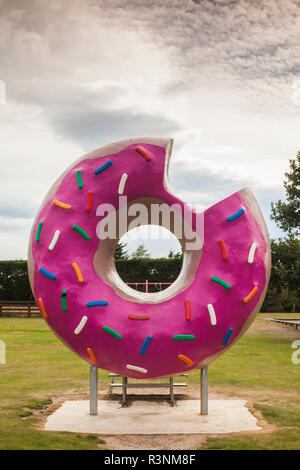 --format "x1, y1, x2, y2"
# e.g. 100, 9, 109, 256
28, 137, 271, 379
